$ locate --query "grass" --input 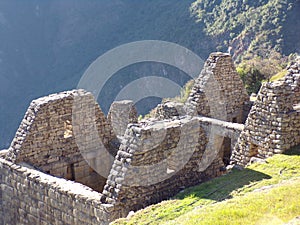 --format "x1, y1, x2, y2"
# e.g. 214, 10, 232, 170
270, 69, 288, 82
167, 179, 300, 225
112, 146, 300, 225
